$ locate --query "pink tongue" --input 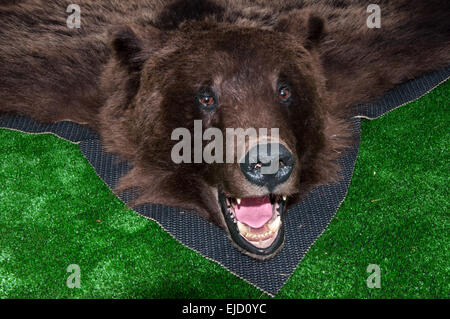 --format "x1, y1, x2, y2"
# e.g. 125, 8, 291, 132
234, 196, 273, 229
